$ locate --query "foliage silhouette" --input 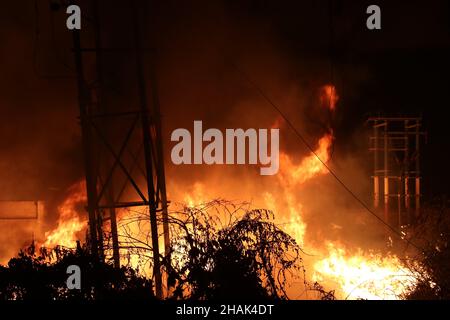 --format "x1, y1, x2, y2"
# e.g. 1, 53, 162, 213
1, 200, 336, 300
162, 201, 305, 300
0, 241, 154, 301
404, 198, 450, 300
118, 200, 336, 300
